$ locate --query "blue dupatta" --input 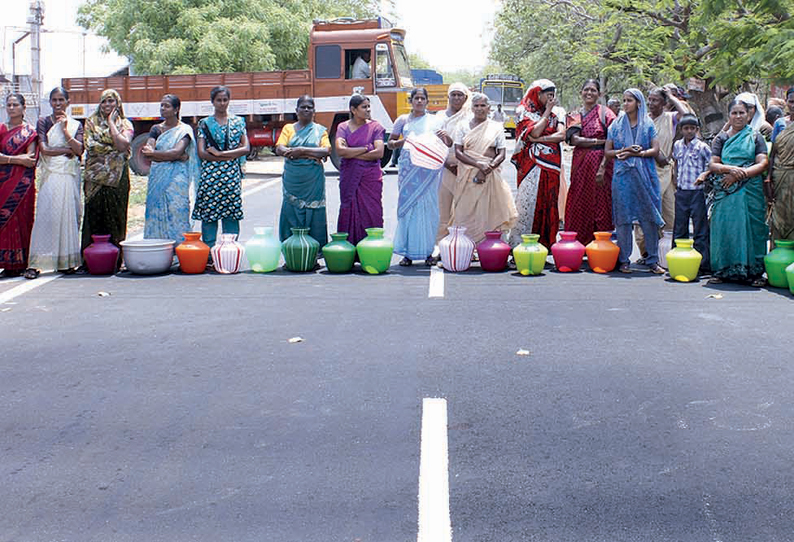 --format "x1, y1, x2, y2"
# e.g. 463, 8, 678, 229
145, 123, 200, 243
